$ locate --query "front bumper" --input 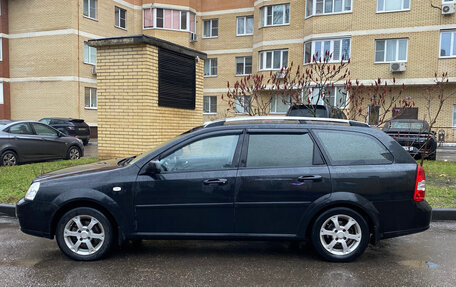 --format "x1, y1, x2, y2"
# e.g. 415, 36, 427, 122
16, 198, 57, 239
